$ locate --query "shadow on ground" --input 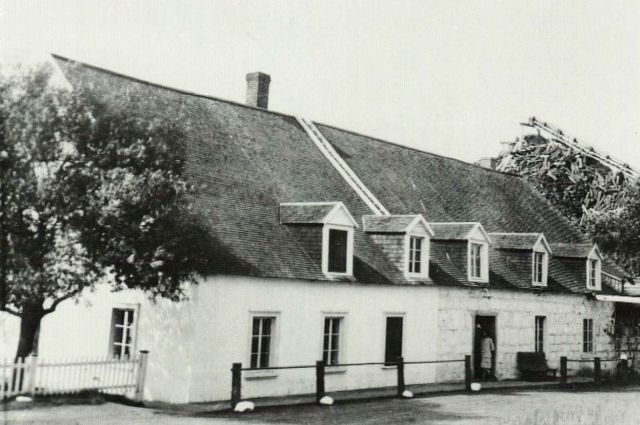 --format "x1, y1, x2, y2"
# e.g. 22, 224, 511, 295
187, 398, 479, 425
